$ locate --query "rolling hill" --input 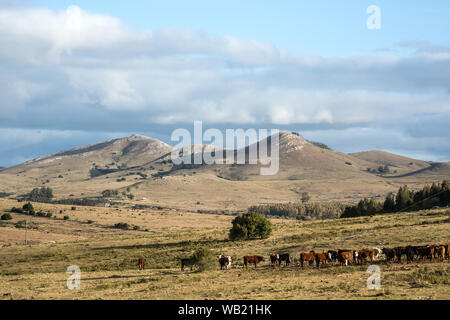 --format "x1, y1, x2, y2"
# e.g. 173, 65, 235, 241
0, 132, 448, 211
